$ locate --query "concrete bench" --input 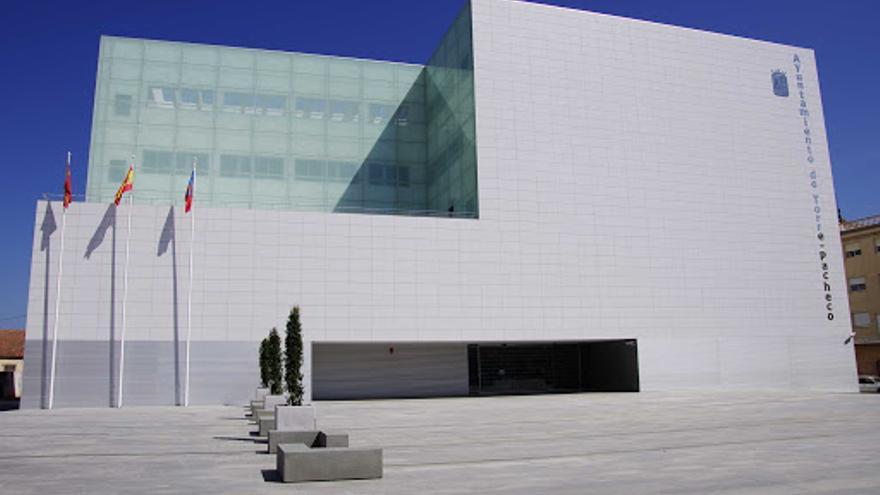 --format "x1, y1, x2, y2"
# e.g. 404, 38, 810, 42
254, 387, 269, 402
277, 444, 382, 482
267, 430, 348, 454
